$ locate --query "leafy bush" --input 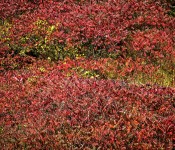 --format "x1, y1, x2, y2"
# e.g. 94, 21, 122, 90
0, 0, 175, 149
0, 66, 174, 149
1, 0, 174, 60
